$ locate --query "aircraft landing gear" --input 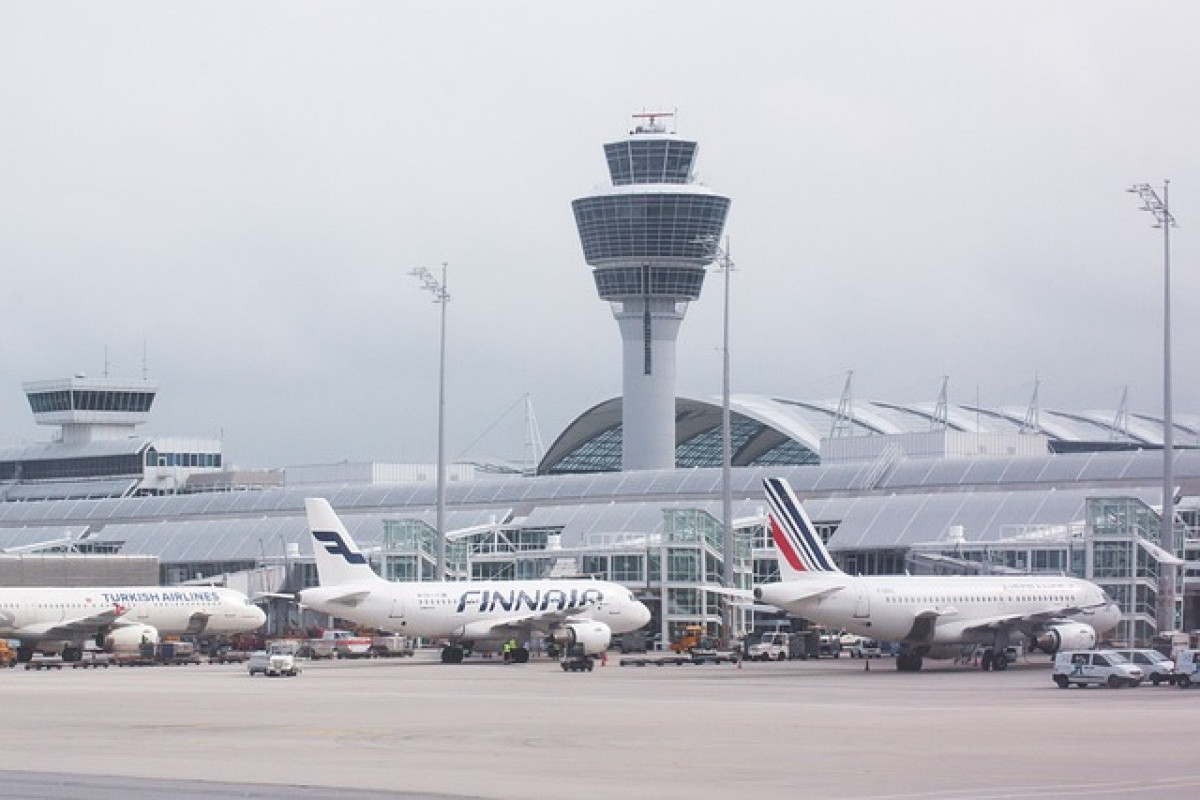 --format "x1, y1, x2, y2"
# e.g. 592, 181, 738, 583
896, 651, 923, 672
440, 645, 465, 664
